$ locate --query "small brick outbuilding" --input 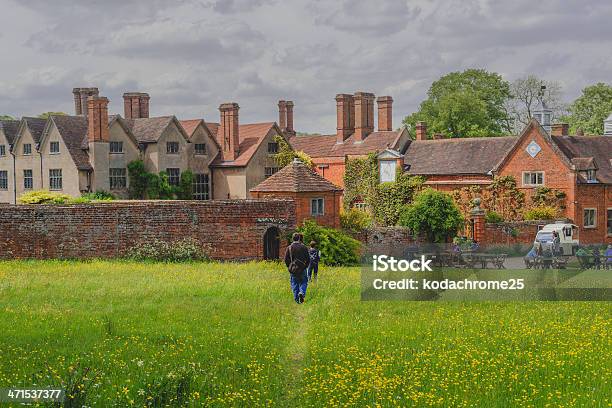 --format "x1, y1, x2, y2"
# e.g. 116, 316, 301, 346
250, 158, 343, 228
